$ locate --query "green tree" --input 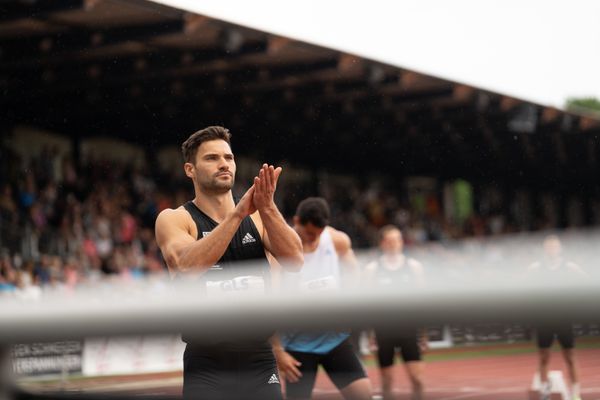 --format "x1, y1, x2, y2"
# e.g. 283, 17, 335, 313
565, 97, 600, 116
